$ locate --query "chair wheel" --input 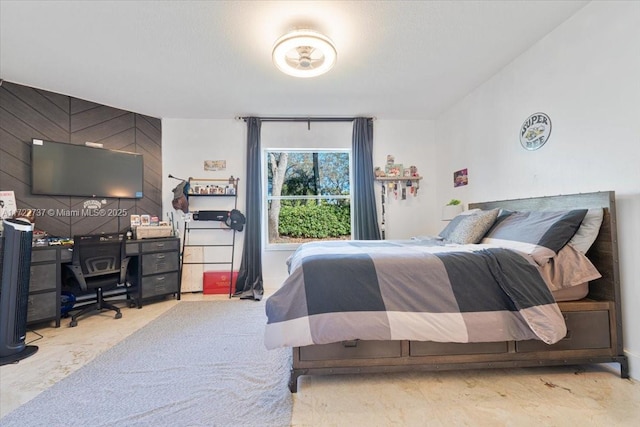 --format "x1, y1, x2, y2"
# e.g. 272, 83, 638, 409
70, 320, 78, 327
115, 312, 122, 319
